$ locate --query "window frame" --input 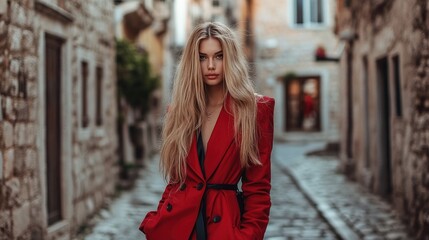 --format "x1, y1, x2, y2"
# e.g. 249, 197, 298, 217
95, 65, 103, 127
291, 0, 330, 29
81, 60, 89, 128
